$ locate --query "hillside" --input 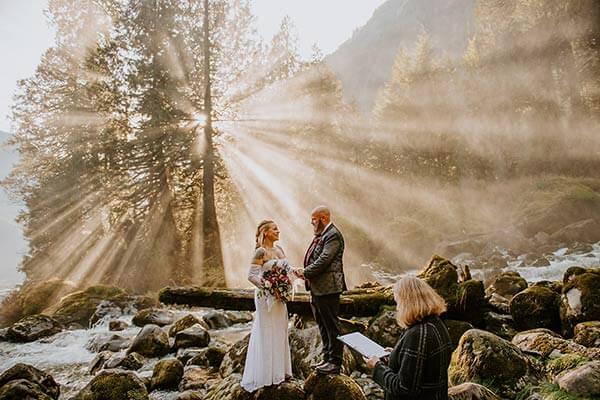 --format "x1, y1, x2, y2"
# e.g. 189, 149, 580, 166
325, 0, 477, 112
